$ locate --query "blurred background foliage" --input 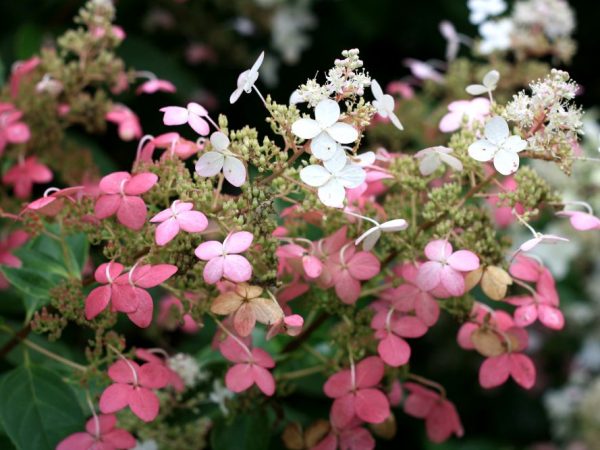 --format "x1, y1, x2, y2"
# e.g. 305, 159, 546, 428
1, 1, 599, 449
